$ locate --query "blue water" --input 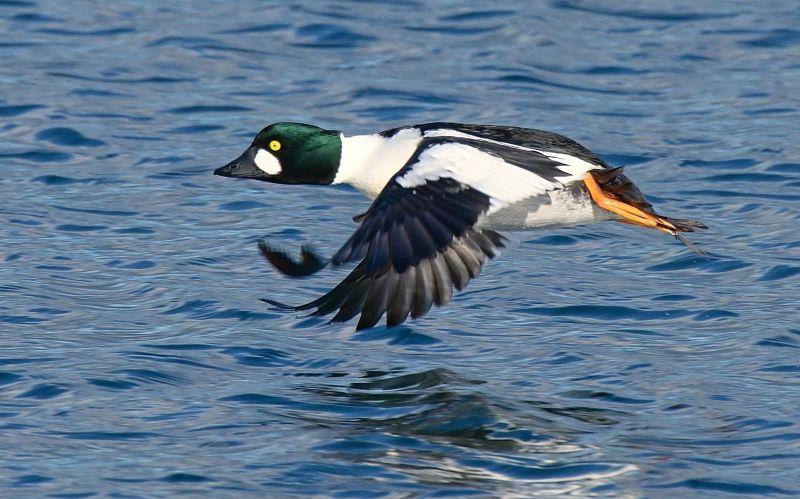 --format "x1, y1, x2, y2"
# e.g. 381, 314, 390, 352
2, 1, 799, 496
